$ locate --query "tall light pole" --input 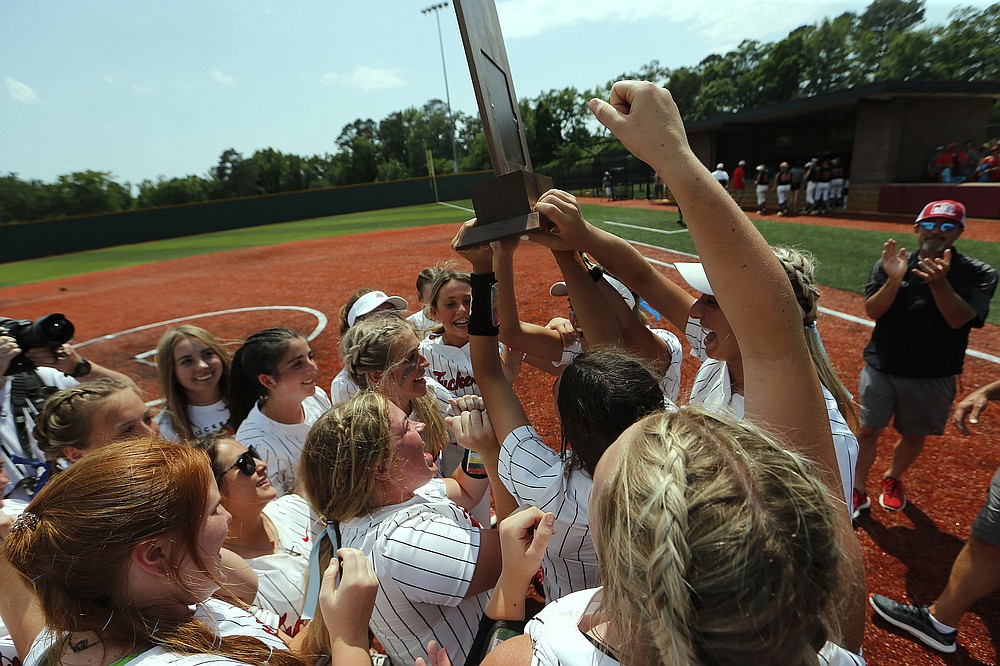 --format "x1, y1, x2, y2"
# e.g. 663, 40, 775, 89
422, 2, 459, 173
